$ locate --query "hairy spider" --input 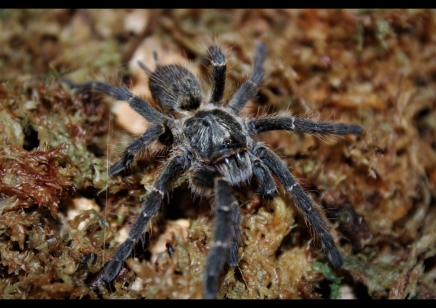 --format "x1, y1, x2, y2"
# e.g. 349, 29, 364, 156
76, 42, 362, 299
